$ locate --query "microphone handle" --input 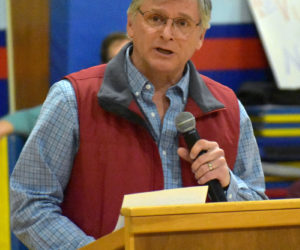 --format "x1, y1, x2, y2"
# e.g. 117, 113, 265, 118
182, 129, 227, 202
